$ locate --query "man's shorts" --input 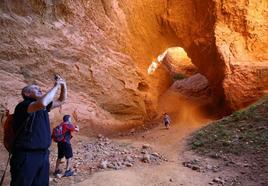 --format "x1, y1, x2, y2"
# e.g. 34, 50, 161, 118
57, 142, 73, 159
